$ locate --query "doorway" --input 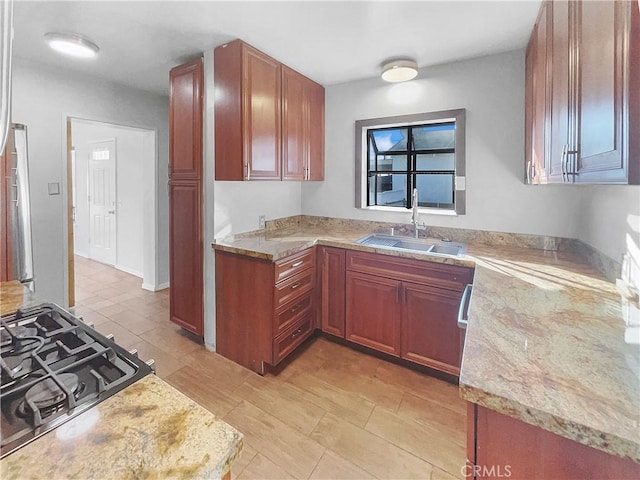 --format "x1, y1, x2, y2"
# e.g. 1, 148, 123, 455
67, 118, 158, 306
